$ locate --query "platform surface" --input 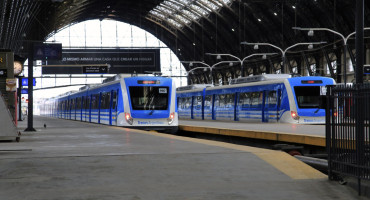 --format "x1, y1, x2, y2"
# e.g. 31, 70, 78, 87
0, 116, 364, 200
179, 120, 327, 147
180, 119, 325, 136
